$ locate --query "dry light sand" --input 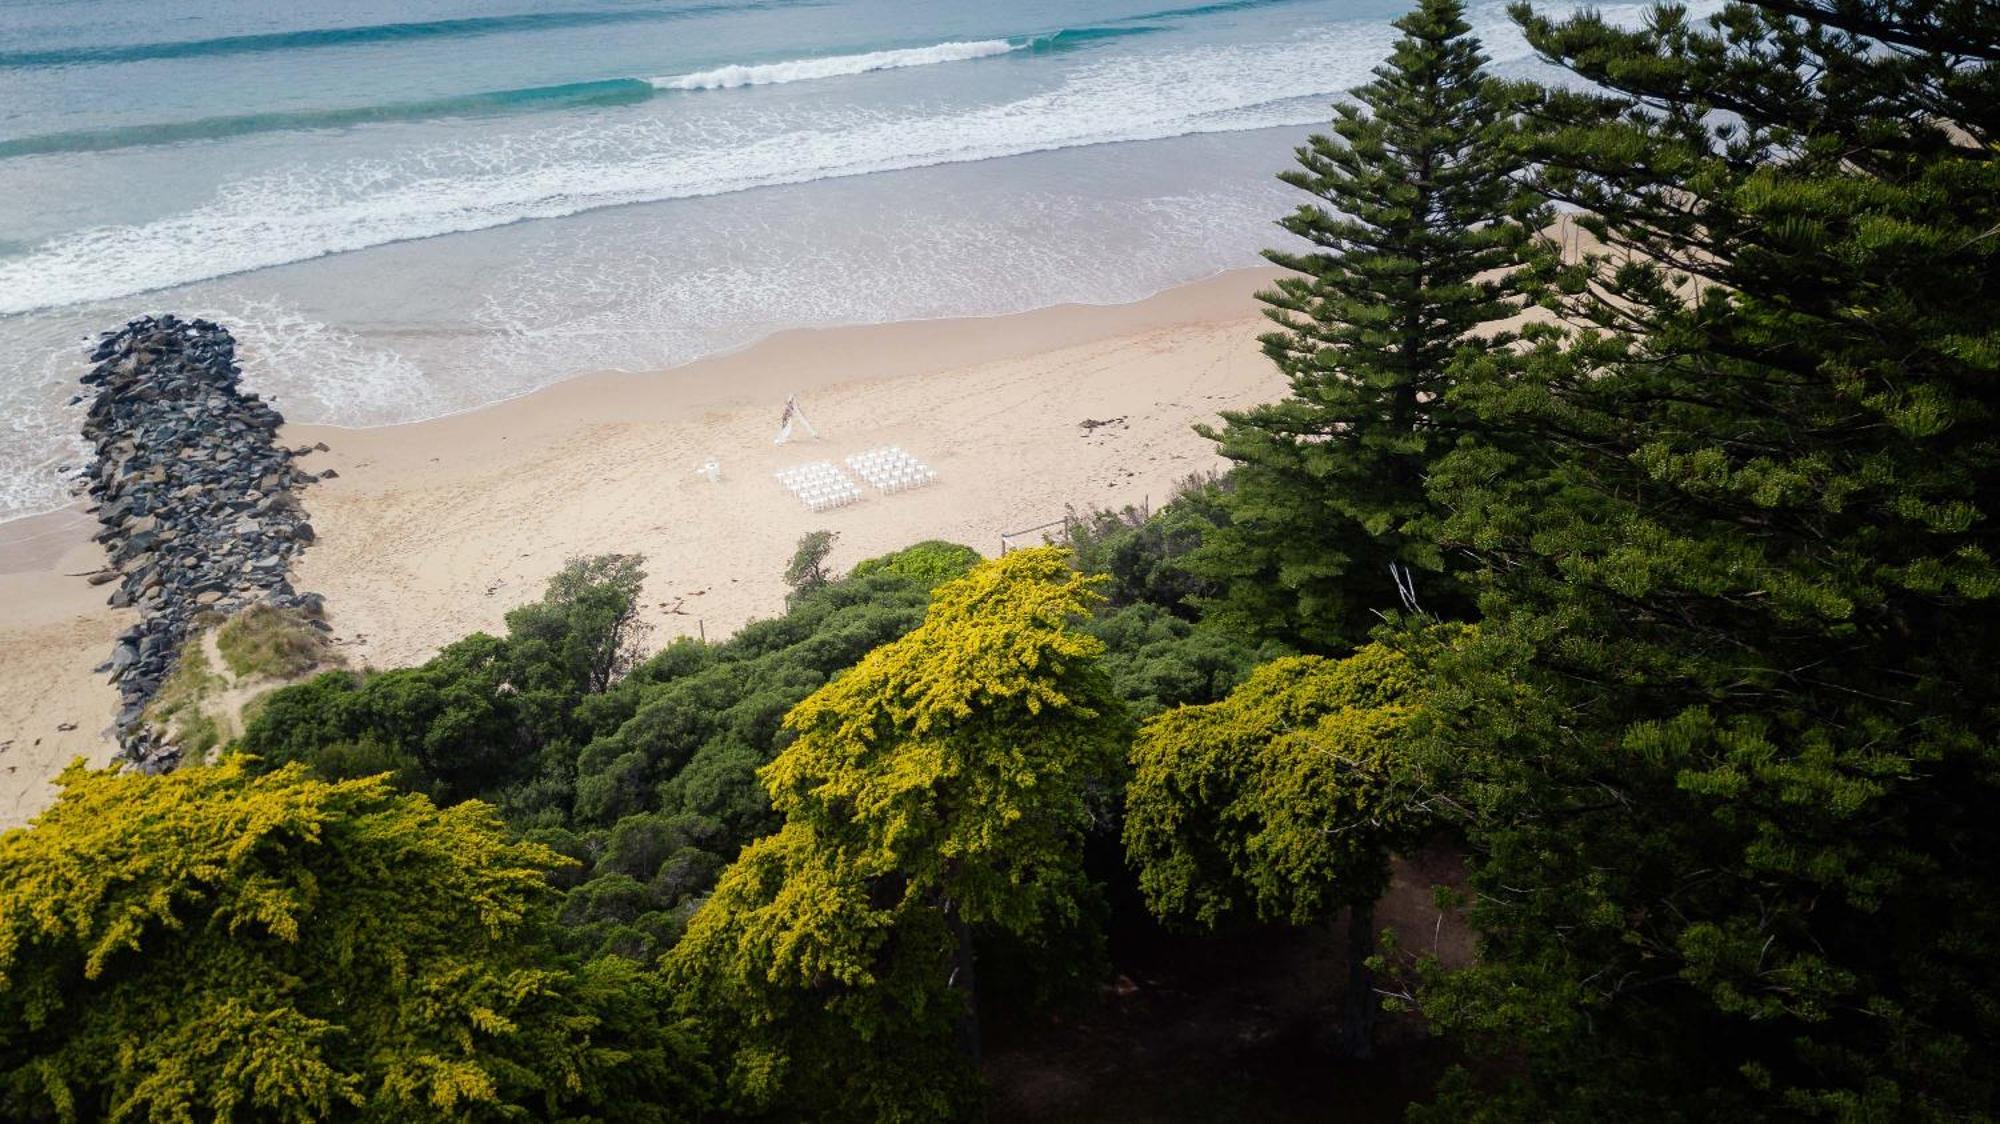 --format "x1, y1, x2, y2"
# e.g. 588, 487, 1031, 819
0, 268, 1286, 829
